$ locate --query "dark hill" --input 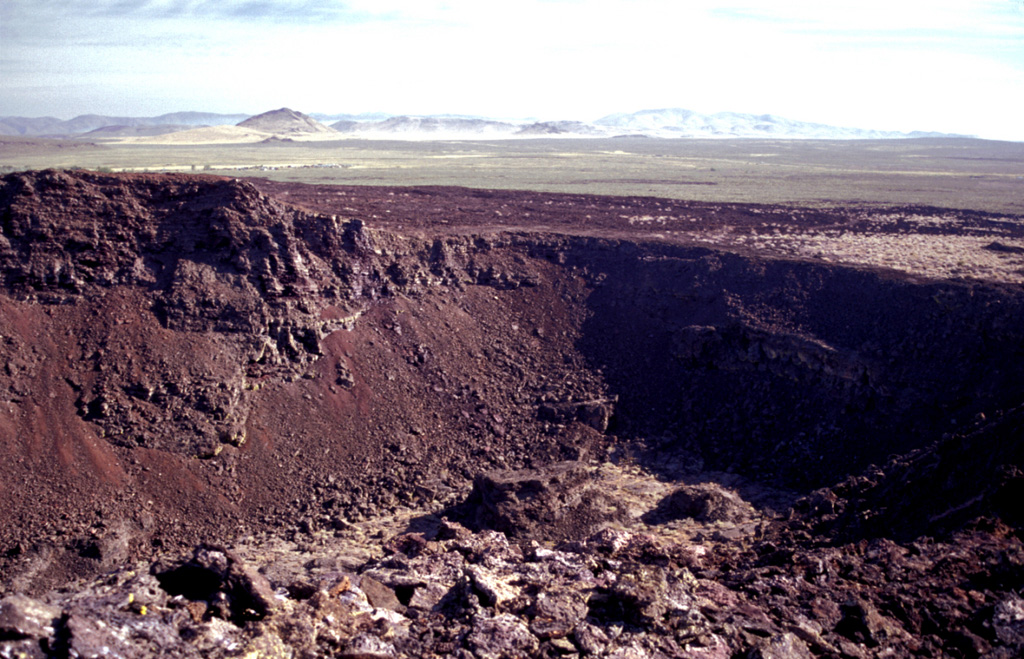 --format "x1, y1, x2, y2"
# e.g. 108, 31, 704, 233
236, 108, 336, 135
